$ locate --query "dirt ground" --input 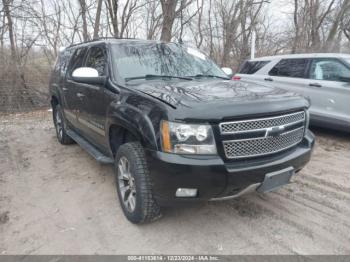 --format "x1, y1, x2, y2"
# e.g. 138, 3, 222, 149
0, 110, 350, 255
